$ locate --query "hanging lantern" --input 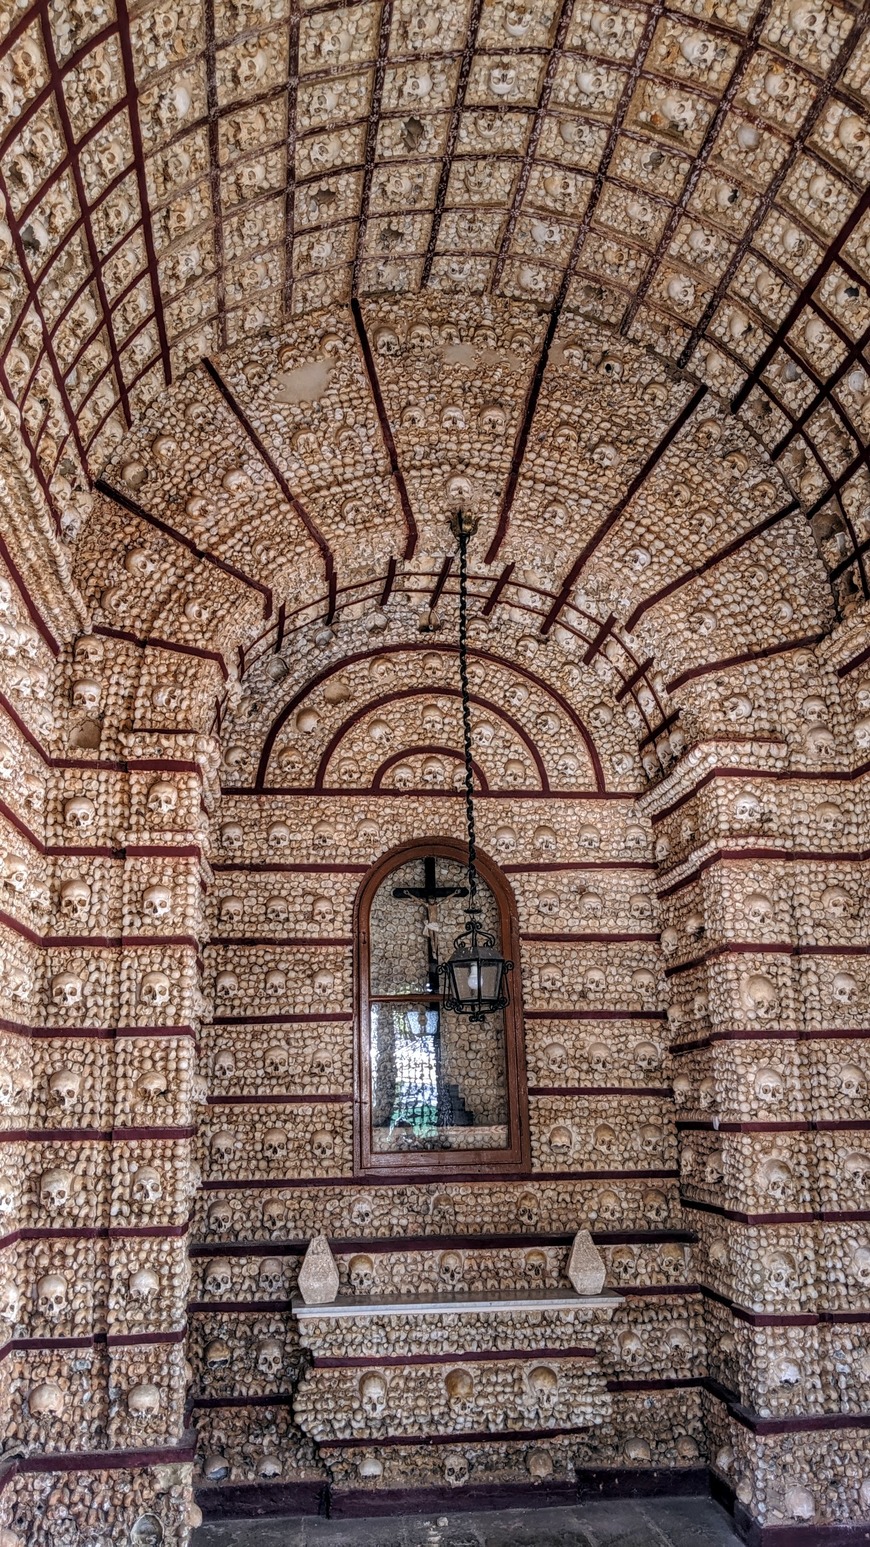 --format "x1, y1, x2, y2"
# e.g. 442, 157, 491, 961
440, 509, 512, 1019
441, 908, 511, 1021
